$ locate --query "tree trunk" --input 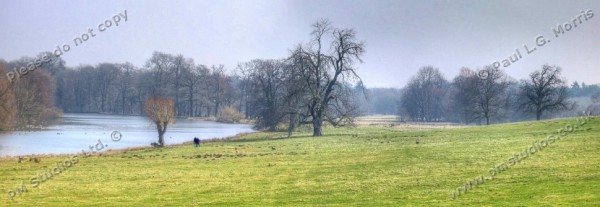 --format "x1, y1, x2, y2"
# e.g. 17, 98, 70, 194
156, 122, 166, 147
287, 113, 296, 138
536, 110, 542, 120
215, 102, 220, 117
188, 88, 193, 117
312, 118, 322, 137
121, 90, 126, 115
